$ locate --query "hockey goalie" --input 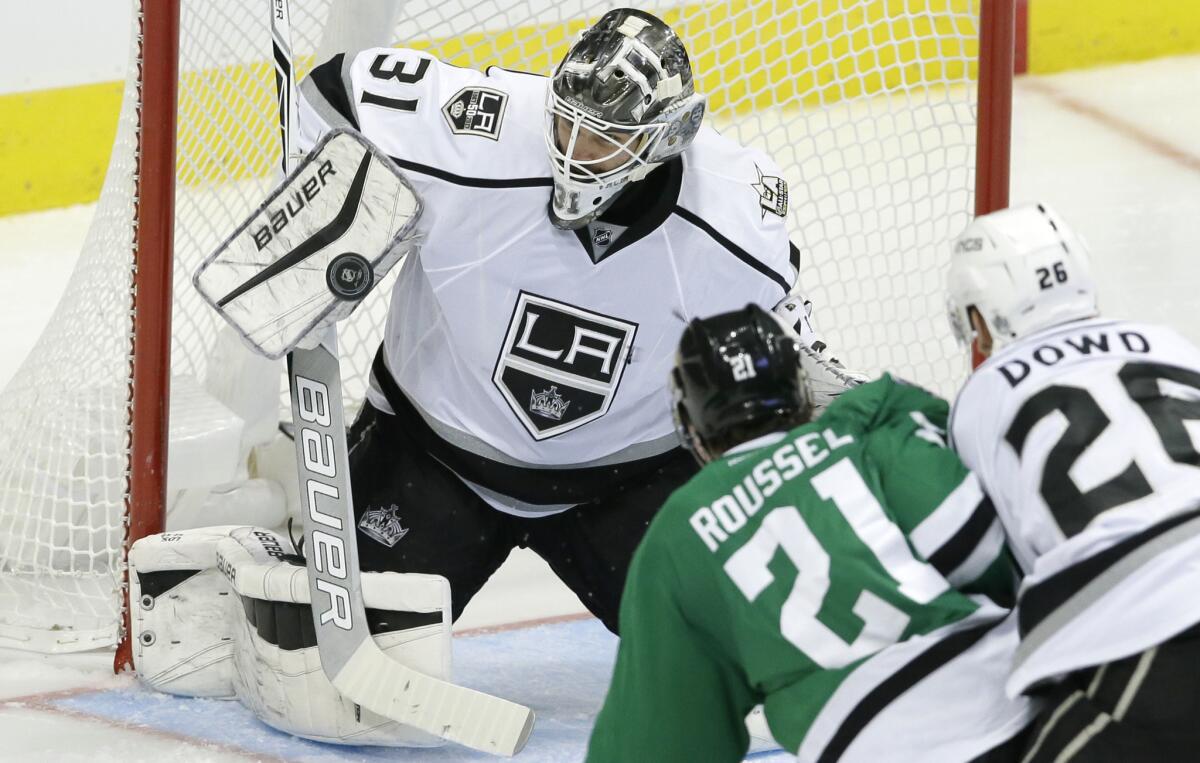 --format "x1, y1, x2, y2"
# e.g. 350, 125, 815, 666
124, 7, 862, 755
